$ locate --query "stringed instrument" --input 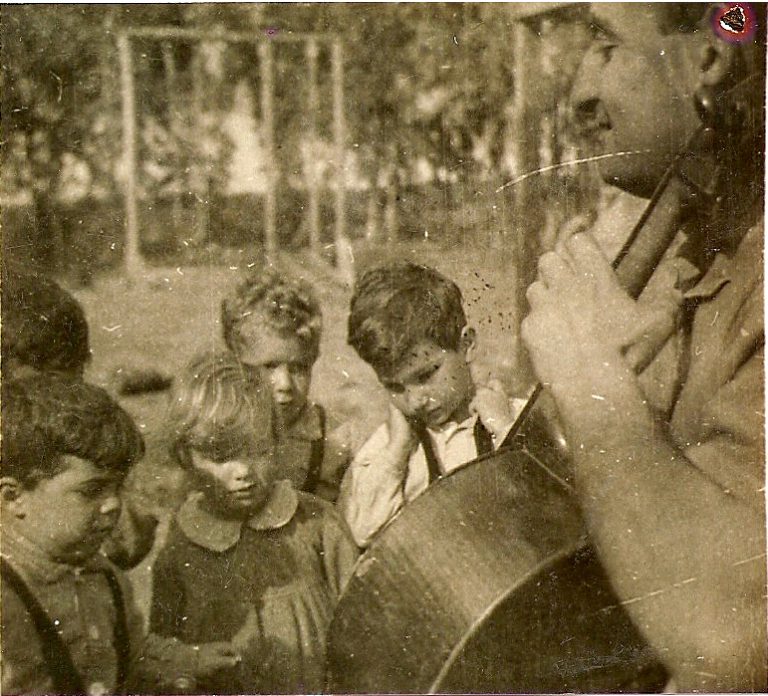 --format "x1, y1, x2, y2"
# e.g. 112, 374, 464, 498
326, 74, 760, 693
